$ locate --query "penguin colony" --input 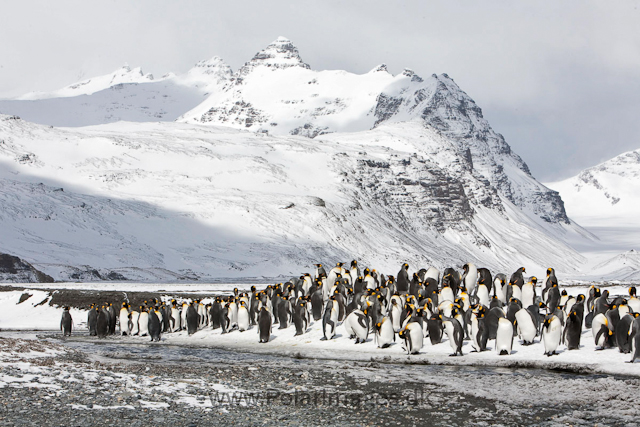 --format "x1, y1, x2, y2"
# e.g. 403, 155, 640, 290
68, 262, 640, 363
